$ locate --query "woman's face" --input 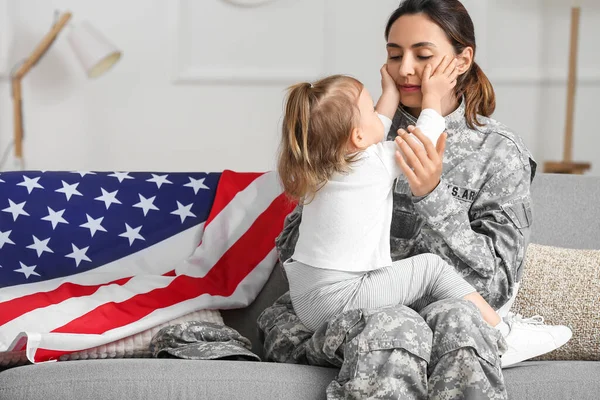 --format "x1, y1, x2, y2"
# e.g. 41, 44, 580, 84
386, 13, 458, 111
